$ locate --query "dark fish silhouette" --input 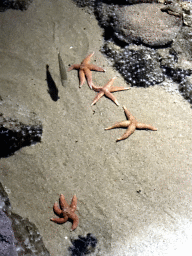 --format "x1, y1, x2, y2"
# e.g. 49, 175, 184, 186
46, 64, 59, 101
